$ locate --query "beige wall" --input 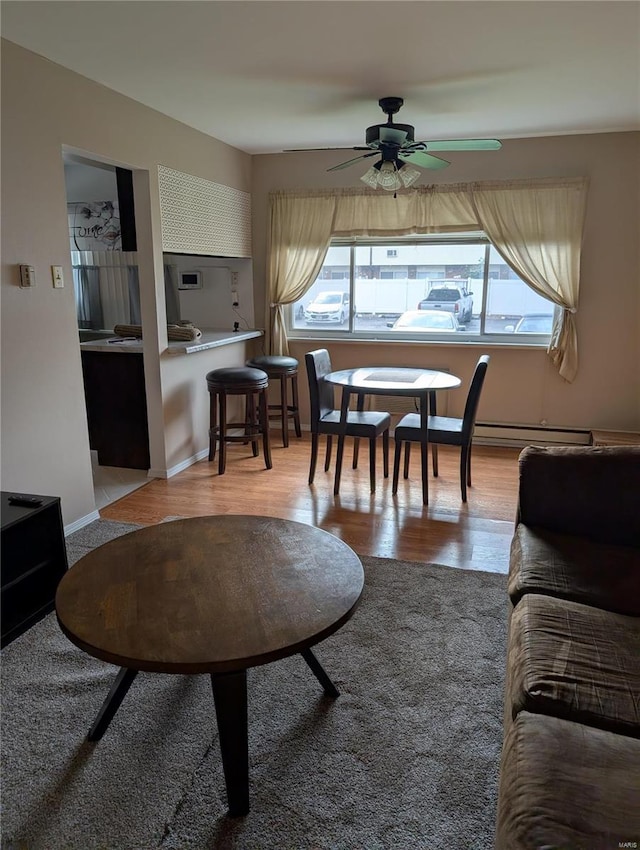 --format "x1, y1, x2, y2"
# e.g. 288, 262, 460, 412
2, 39, 639, 531
251, 133, 640, 429
1, 41, 252, 527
